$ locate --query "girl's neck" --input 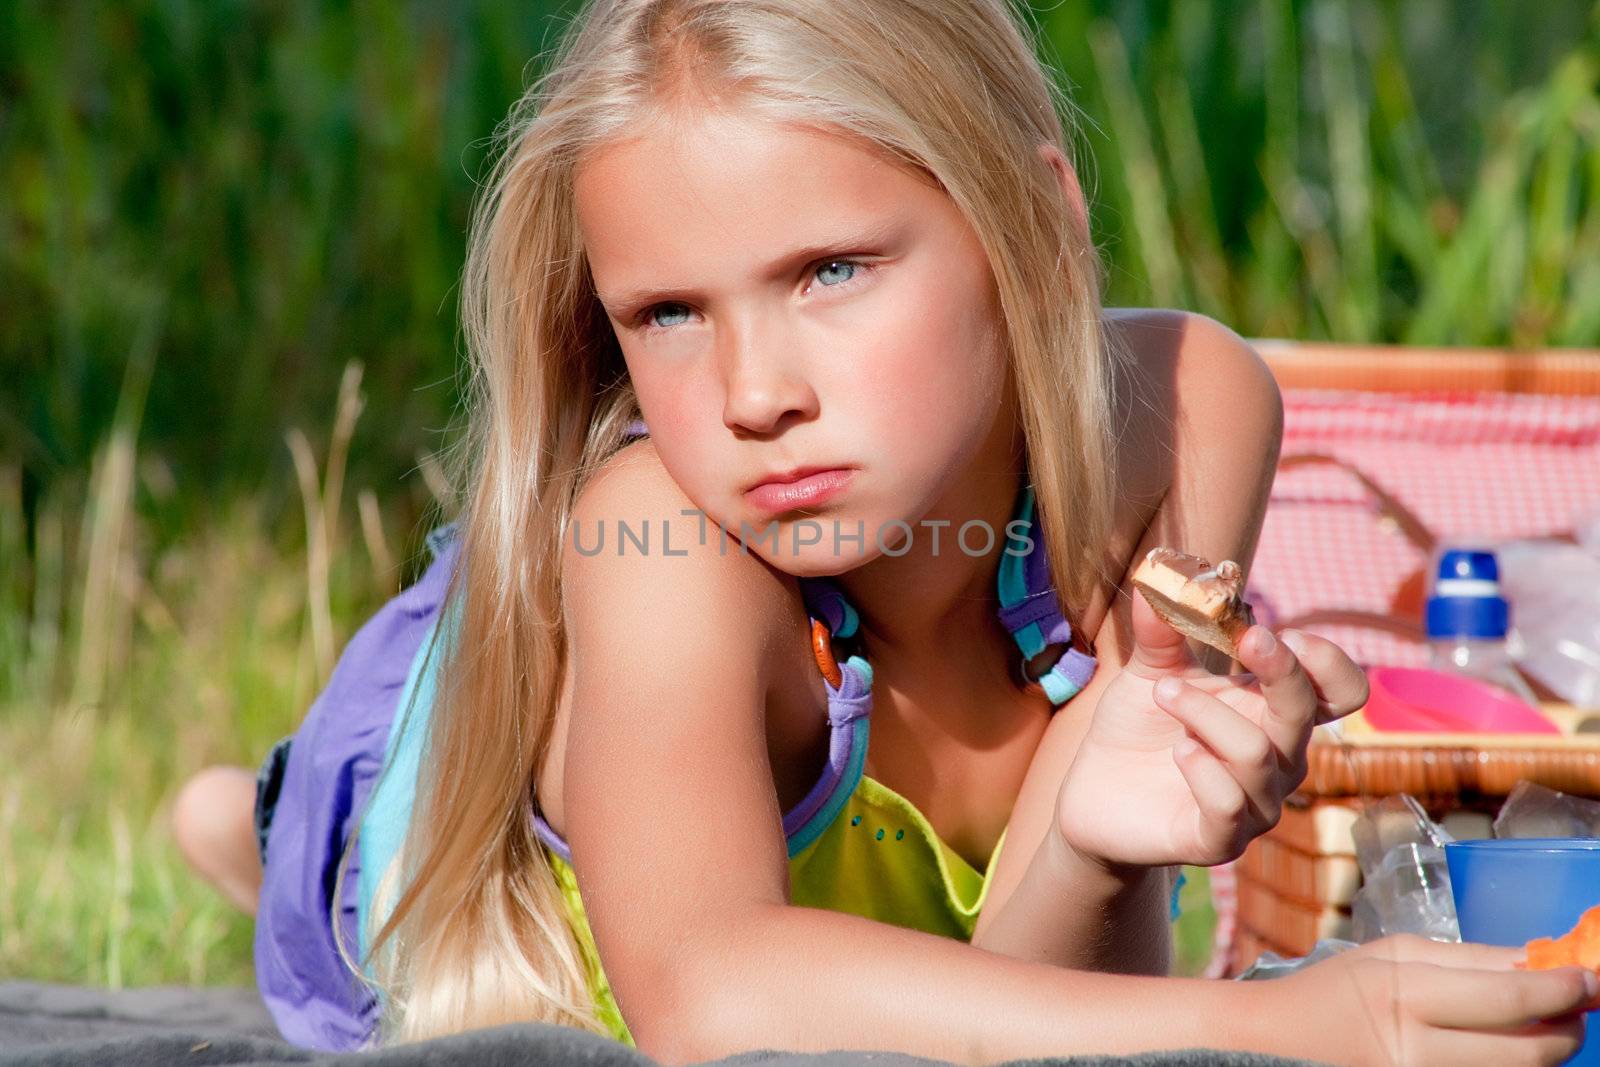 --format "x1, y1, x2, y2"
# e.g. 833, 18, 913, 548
831, 465, 1032, 709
